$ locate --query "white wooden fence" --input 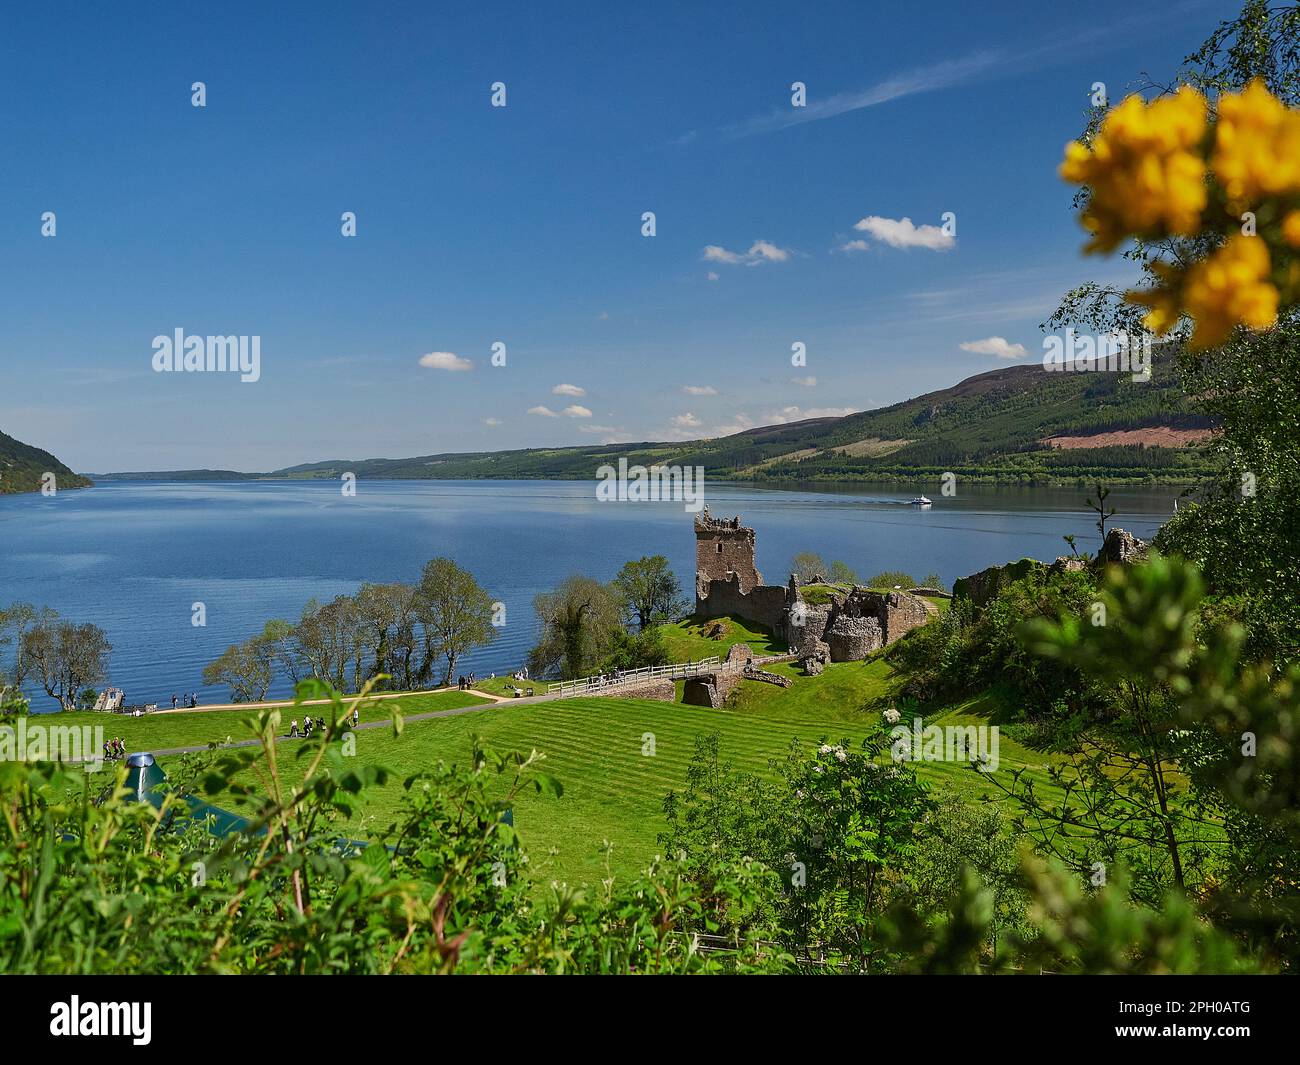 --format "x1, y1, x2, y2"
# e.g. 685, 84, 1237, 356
546, 656, 723, 696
